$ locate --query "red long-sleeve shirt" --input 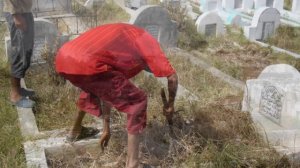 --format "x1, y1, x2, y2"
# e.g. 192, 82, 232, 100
55, 23, 175, 78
